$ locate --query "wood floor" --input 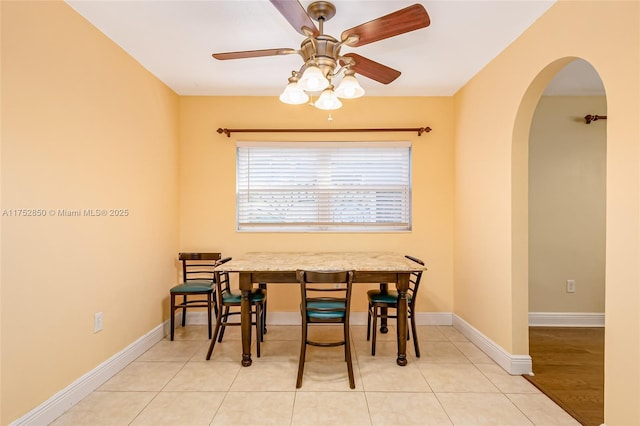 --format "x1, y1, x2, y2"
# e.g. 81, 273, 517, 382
525, 327, 604, 426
